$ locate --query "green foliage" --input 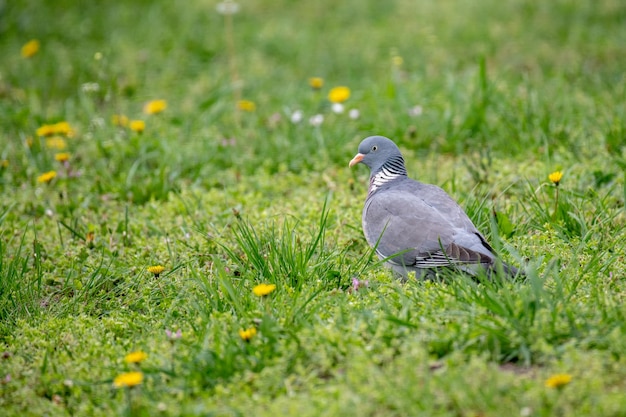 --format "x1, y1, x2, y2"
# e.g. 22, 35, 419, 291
0, 225, 42, 337
221, 201, 371, 291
